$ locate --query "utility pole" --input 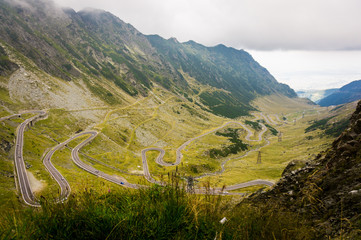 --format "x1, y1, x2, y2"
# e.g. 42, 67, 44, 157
278, 131, 282, 142
187, 176, 194, 193
257, 151, 262, 164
